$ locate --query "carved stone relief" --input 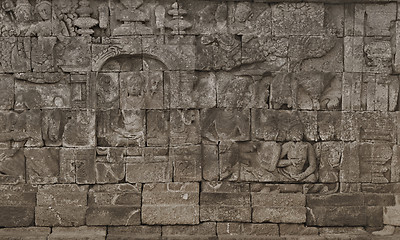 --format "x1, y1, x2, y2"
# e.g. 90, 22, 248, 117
0, 0, 400, 234
220, 141, 318, 183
